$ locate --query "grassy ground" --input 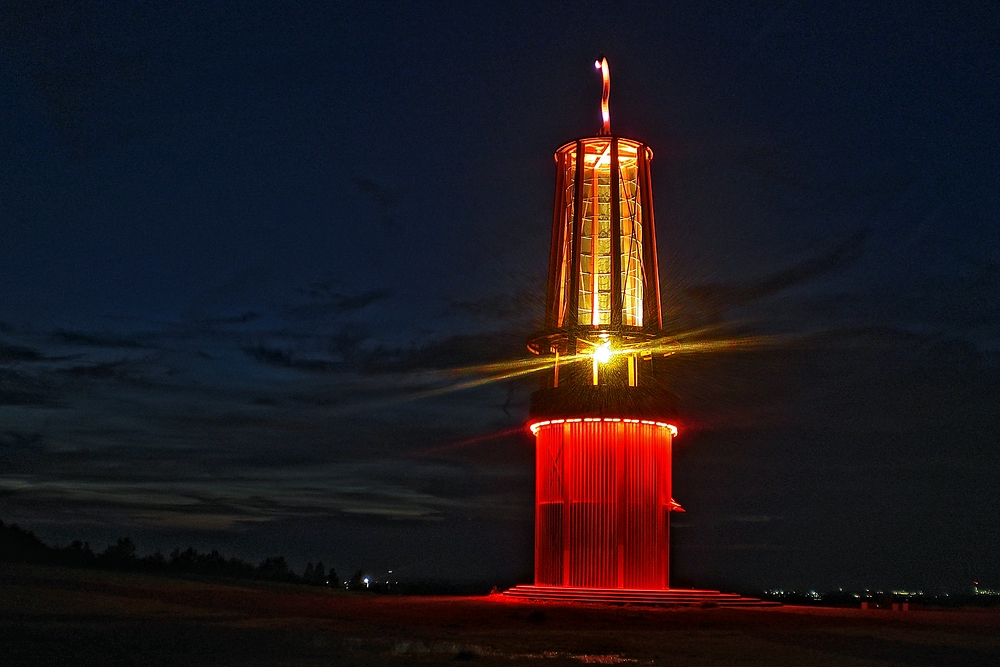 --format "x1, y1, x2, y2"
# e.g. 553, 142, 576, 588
2, 562, 999, 666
